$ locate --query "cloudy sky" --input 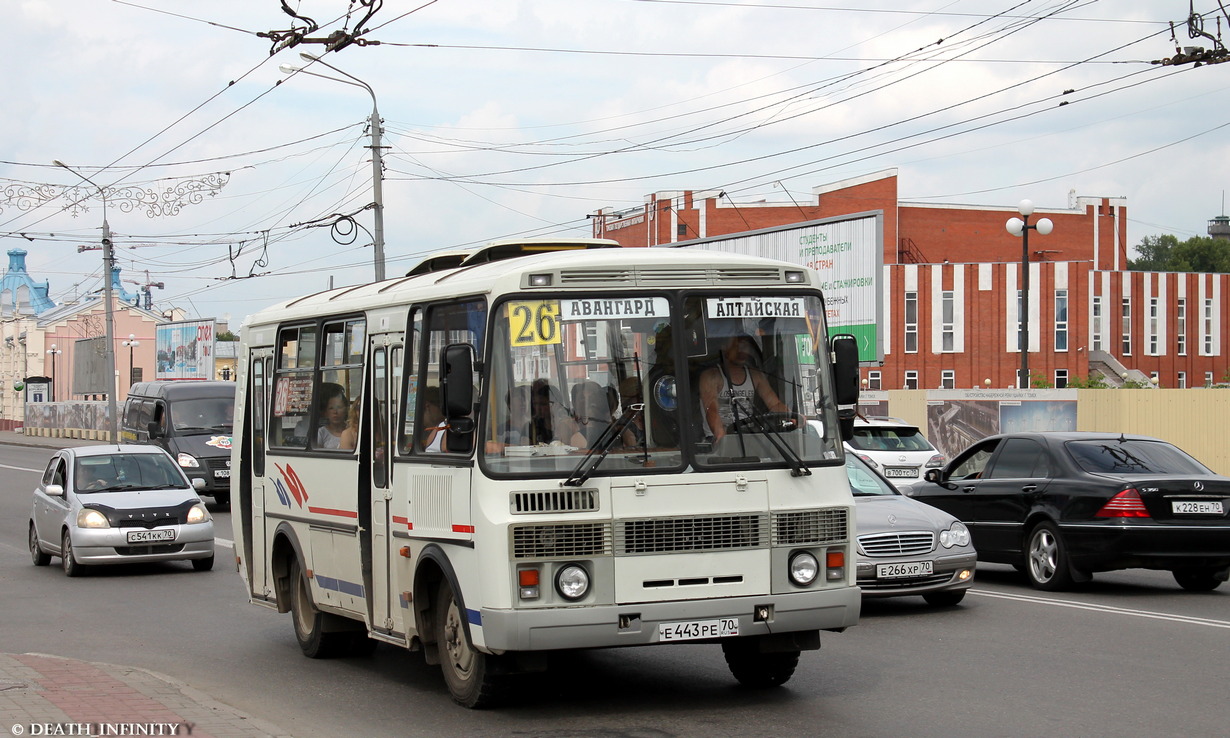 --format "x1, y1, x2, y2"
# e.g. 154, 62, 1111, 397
3, 0, 1228, 326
